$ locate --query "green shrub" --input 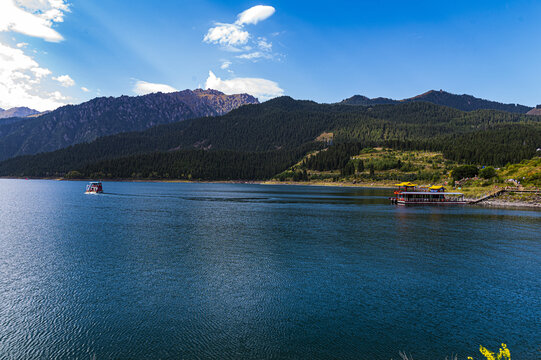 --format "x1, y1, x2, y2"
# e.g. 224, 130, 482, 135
451, 165, 478, 180
479, 166, 497, 179
65, 170, 83, 179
